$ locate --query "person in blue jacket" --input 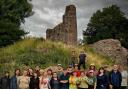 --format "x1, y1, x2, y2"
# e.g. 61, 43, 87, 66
110, 65, 122, 89
10, 69, 20, 89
